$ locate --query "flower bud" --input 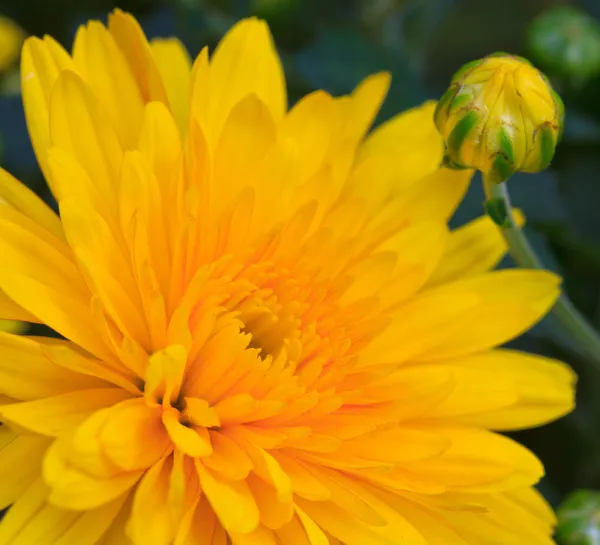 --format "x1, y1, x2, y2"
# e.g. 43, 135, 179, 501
528, 5, 600, 86
434, 53, 564, 184
556, 489, 600, 545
